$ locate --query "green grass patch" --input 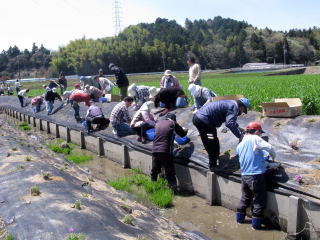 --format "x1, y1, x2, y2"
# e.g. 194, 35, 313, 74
65, 233, 86, 240
46, 139, 75, 155
4, 233, 14, 240
107, 170, 174, 208
66, 153, 93, 164
18, 122, 31, 131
